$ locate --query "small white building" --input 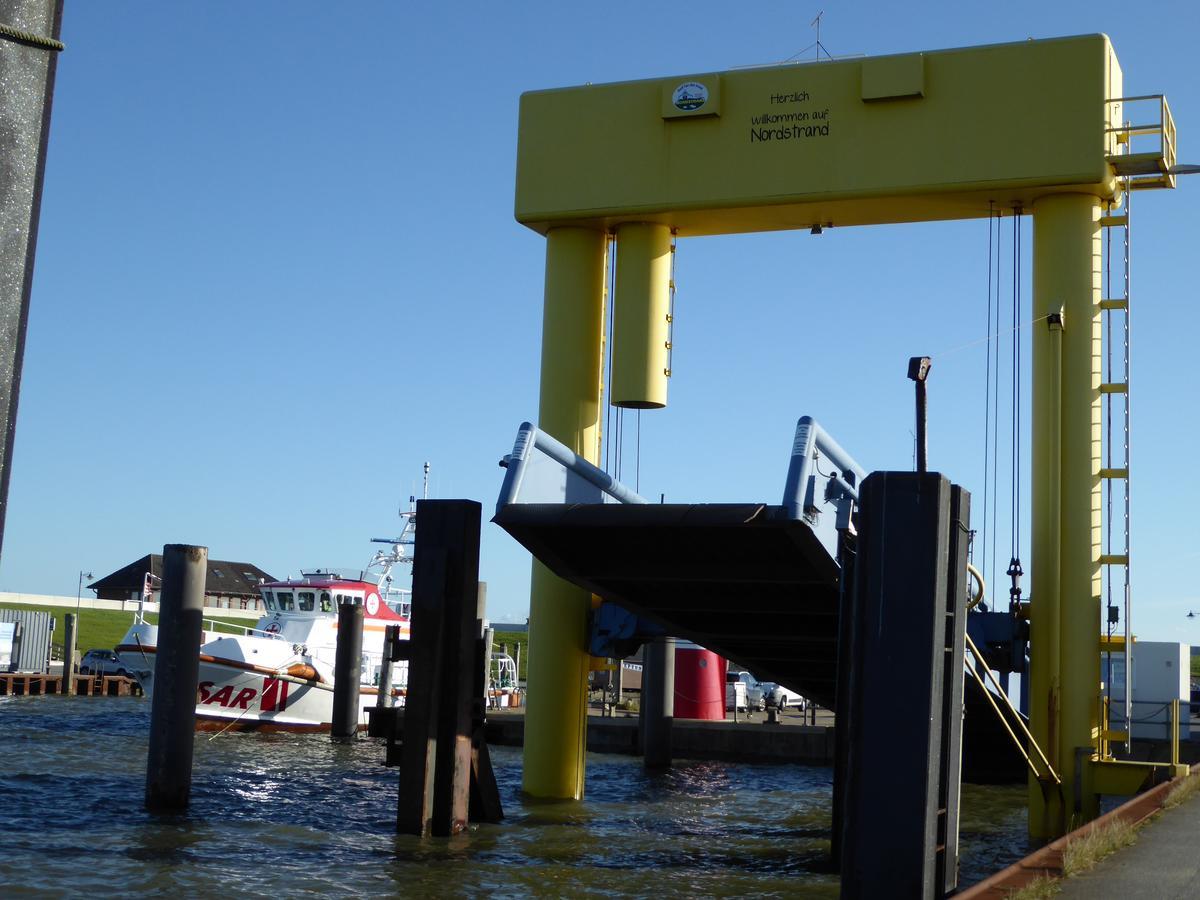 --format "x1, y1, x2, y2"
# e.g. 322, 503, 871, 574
1104, 640, 1189, 741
